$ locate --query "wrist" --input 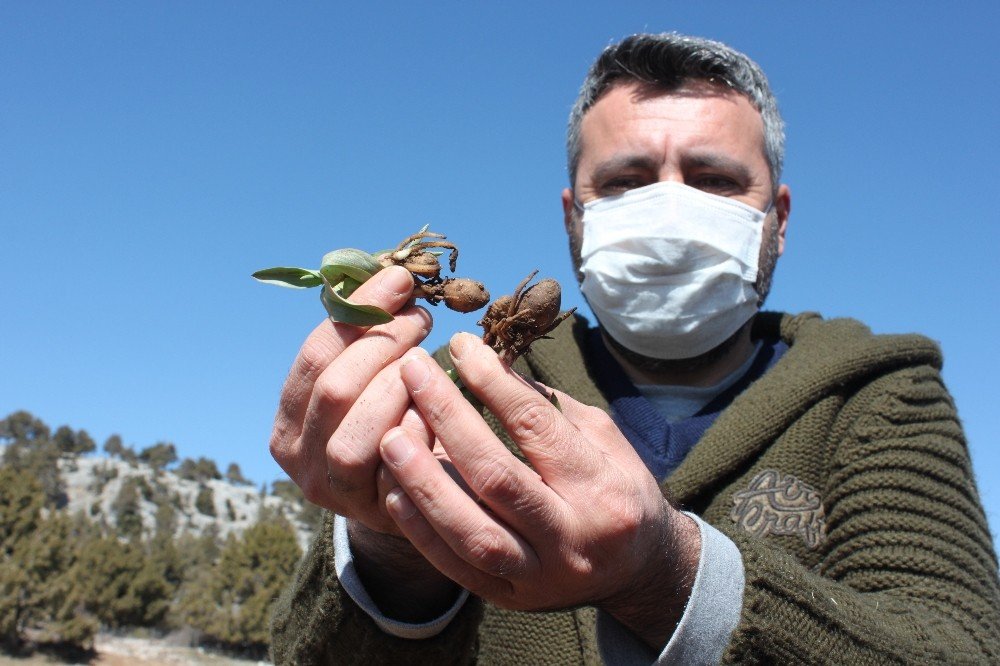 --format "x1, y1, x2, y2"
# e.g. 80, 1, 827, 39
348, 518, 460, 622
600, 508, 701, 650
